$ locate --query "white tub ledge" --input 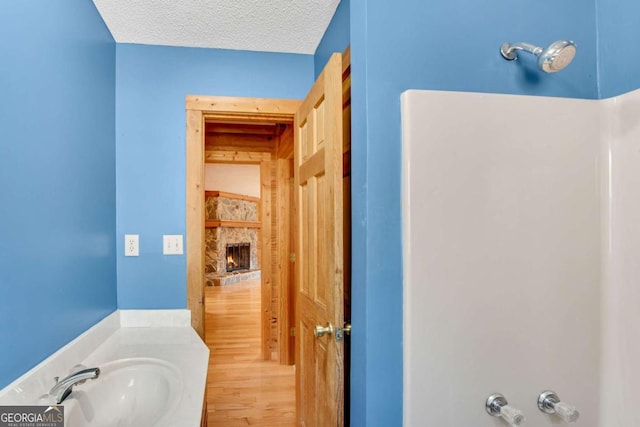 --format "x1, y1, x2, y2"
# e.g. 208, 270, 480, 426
0, 310, 209, 427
